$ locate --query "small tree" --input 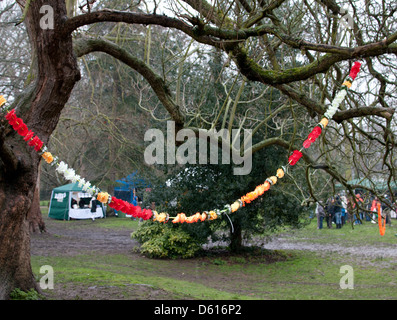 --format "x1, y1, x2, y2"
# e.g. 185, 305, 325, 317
143, 142, 308, 254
